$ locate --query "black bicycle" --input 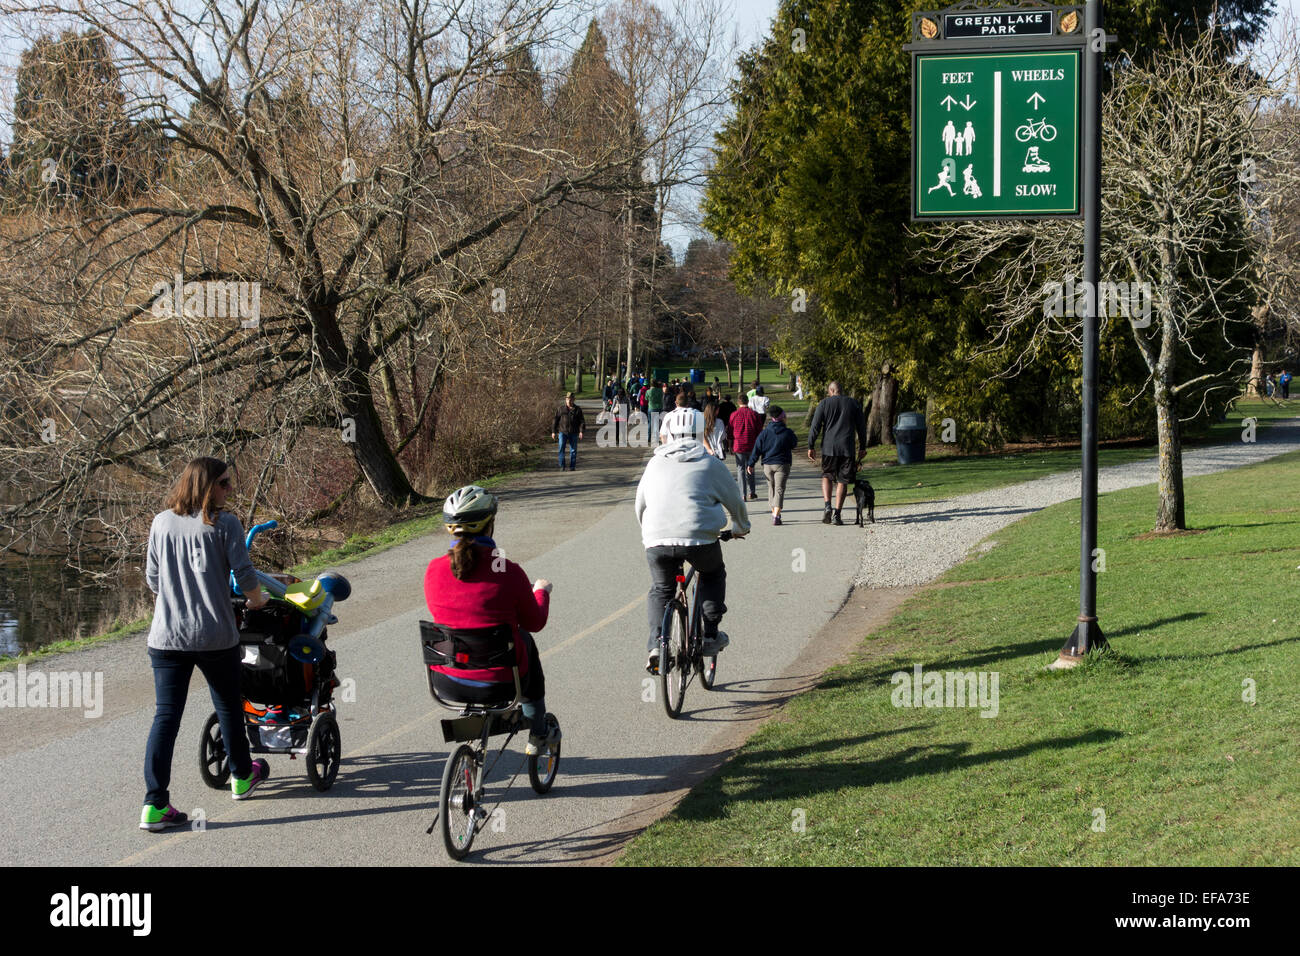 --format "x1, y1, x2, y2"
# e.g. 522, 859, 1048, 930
658, 530, 738, 719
